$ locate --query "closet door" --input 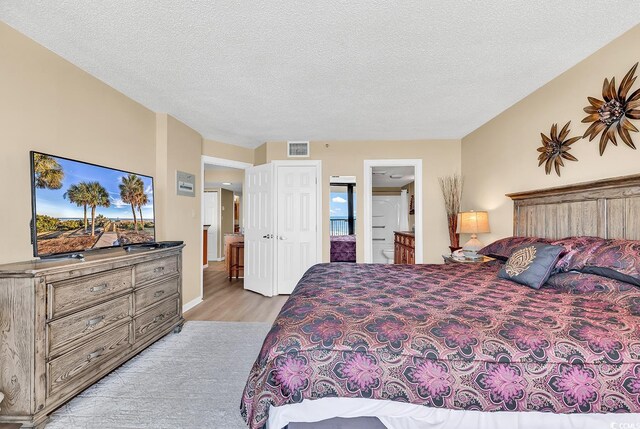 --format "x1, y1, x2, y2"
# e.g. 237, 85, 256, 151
276, 165, 318, 294
244, 164, 275, 296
